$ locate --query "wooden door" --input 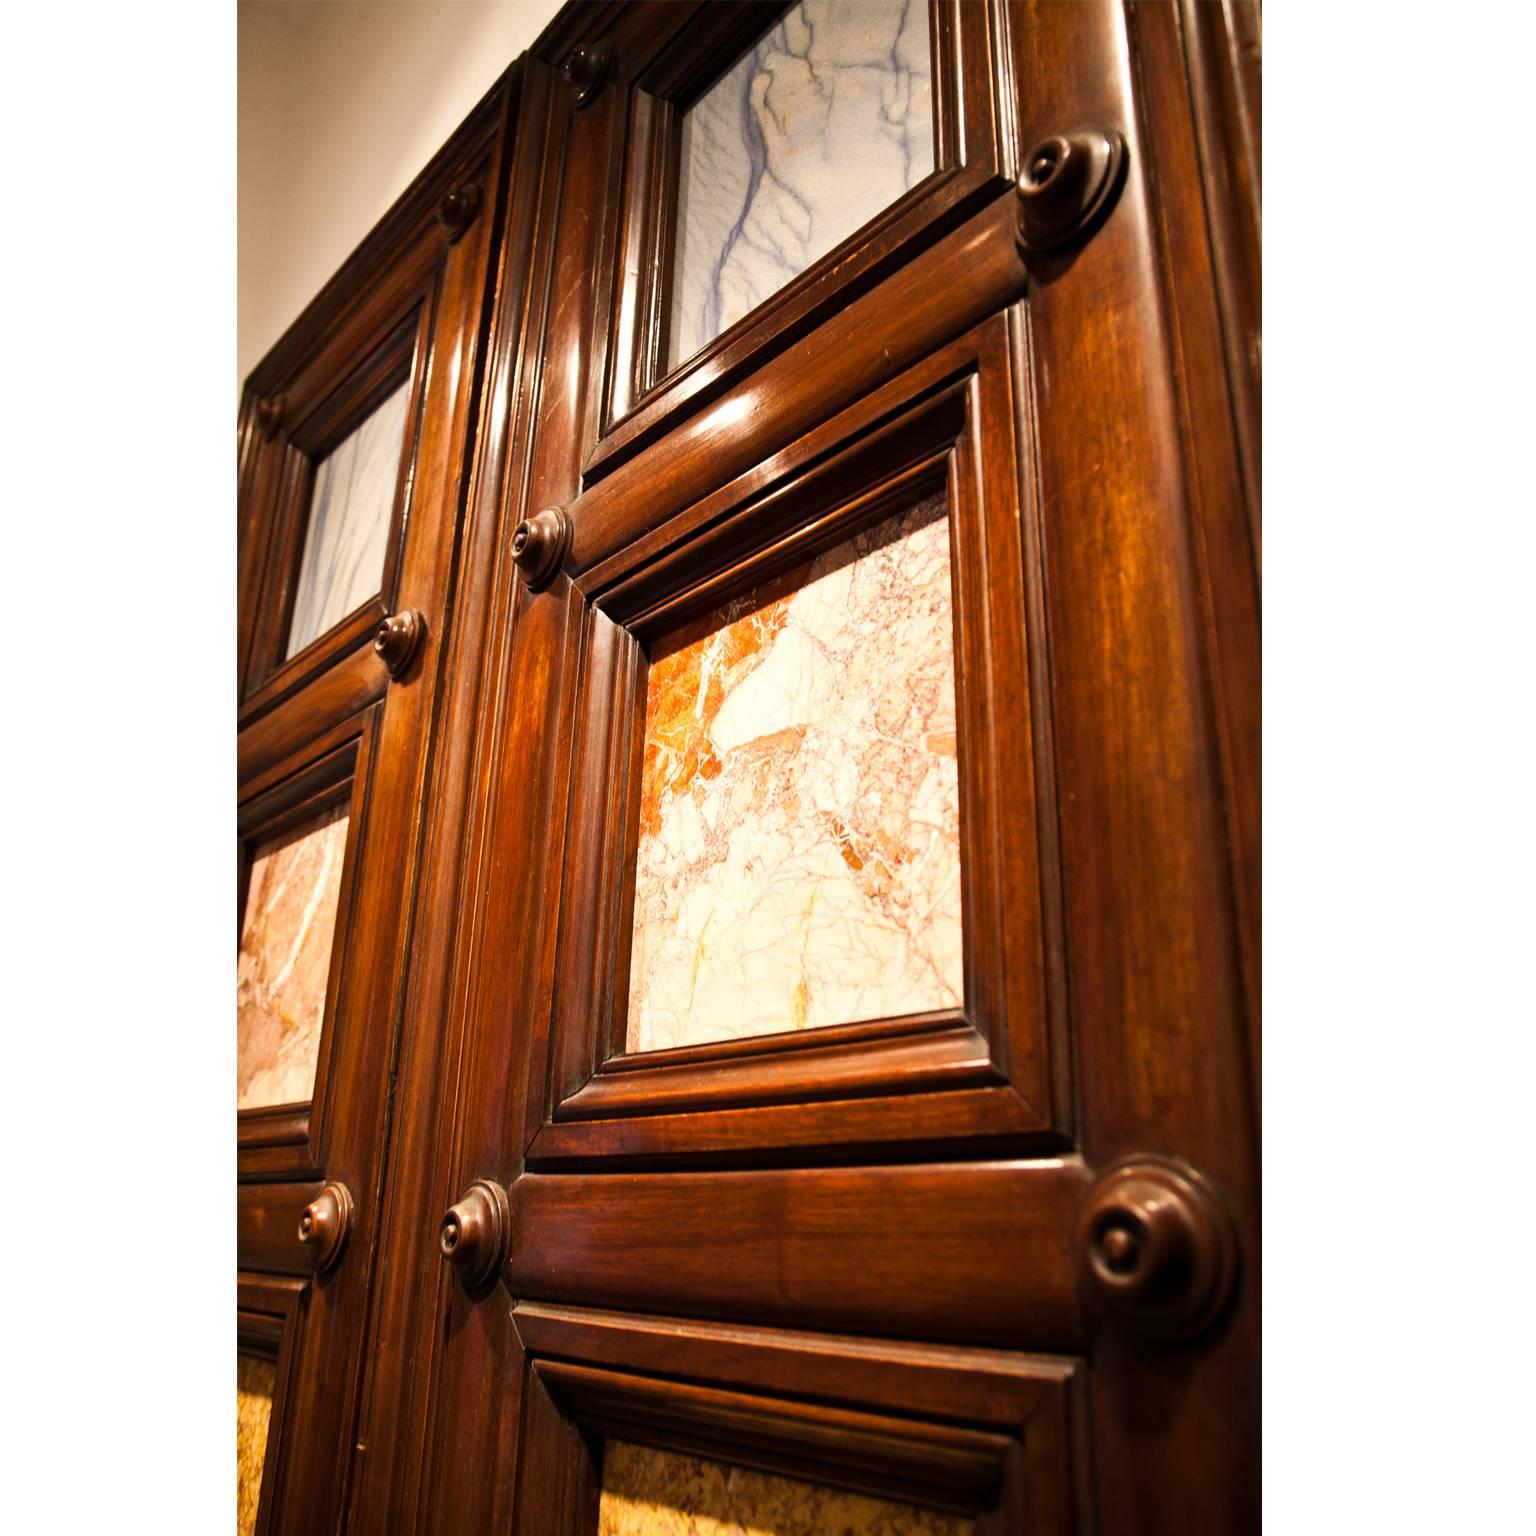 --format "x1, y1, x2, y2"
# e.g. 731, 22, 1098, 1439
235, 72, 516, 1536
342, 2, 1261, 1533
